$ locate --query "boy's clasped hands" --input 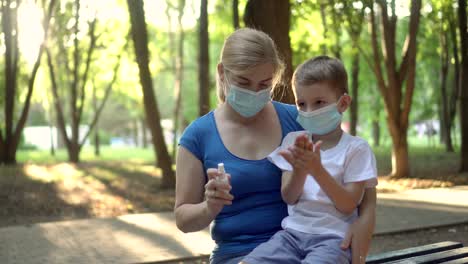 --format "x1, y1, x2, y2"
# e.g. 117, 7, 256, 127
279, 133, 324, 179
